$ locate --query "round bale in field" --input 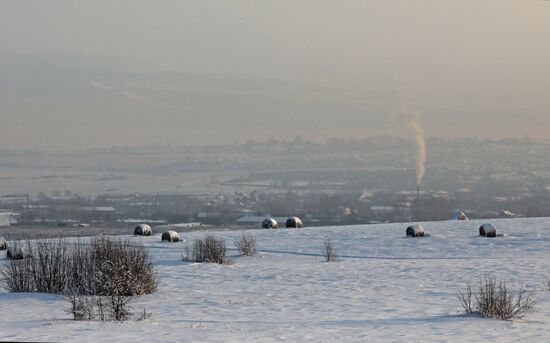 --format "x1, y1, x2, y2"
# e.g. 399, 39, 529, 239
0, 237, 6, 250
285, 216, 303, 228
6, 246, 26, 260
161, 230, 180, 242
261, 218, 278, 229
451, 211, 469, 221
479, 223, 497, 237
406, 224, 425, 237
134, 224, 152, 236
